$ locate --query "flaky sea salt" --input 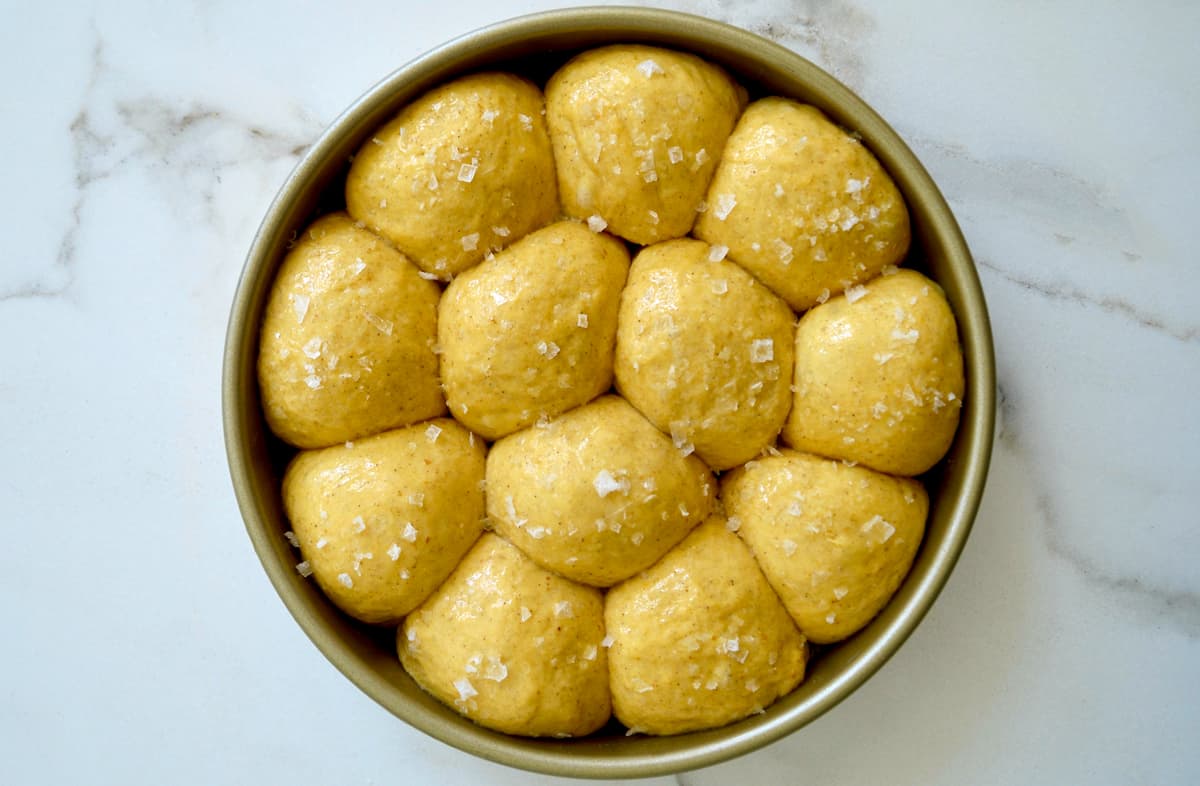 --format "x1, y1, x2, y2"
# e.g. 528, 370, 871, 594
892, 328, 920, 343
387, 543, 401, 561
593, 469, 624, 498
519, 606, 532, 622
750, 338, 774, 363
460, 232, 480, 251
536, 340, 560, 359
577, 313, 589, 328
457, 162, 478, 183
668, 145, 684, 164
295, 561, 313, 577
353, 515, 366, 533
554, 600, 574, 618
425, 423, 442, 442
586, 214, 607, 233
337, 573, 353, 588
710, 279, 728, 295
601, 634, 615, 648
845, 284, 869, 303
725, 516, 742, 532
363, 311, 394, 335
713, 193, 737, 220
402, 522, 419, 543
708, 244, 729, 262
781, 538, 798, 556
453, 677, 477, 701
834, 586, 849, 600
292, 293, 309, 323
283, 531, 300, 548
315, 537, 328, 550
816, 288, 831, 304
669, 420, 695, 457
636, 58, 664, 77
